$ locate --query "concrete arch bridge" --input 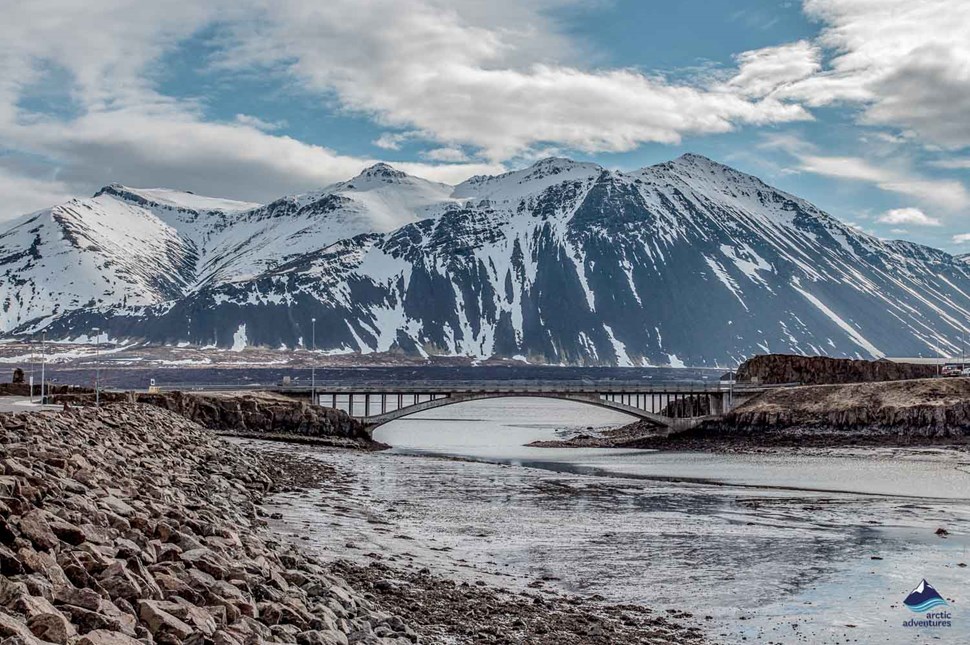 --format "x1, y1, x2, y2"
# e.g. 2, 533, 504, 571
305, 381, 763, 434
